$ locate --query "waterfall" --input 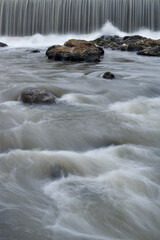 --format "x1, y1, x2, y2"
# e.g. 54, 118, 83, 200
0, 0, 160, 36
